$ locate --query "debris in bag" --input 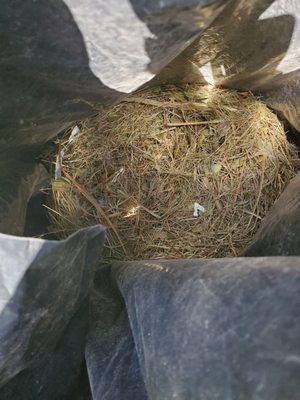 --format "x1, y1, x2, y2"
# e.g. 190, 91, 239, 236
54, 149, 64, 180
68, 125, 80, 143
193, 203, 206, 217
47, 85, 298, 260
